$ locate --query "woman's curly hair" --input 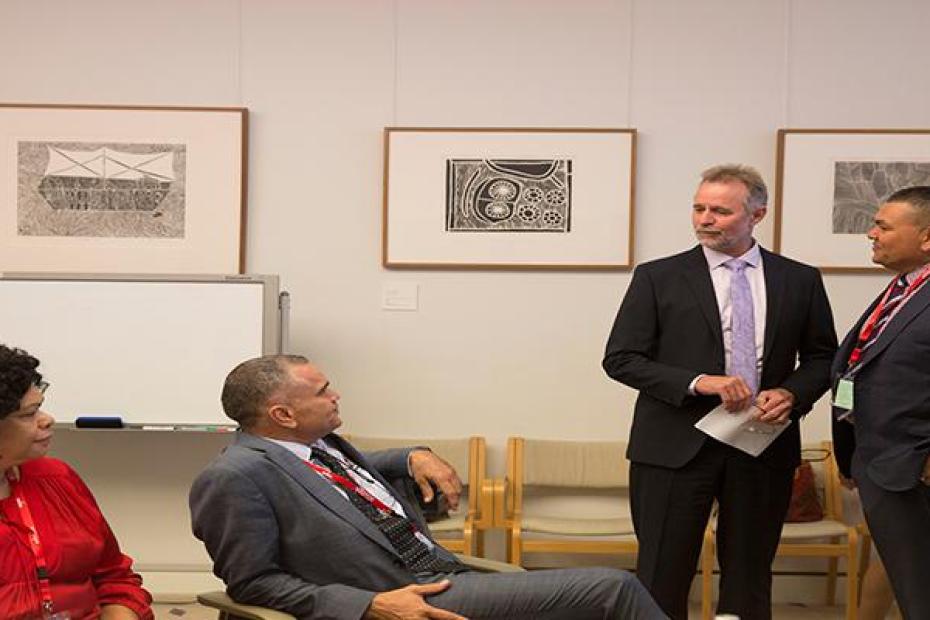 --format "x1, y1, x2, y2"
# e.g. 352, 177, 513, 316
0, 345, 42, 420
